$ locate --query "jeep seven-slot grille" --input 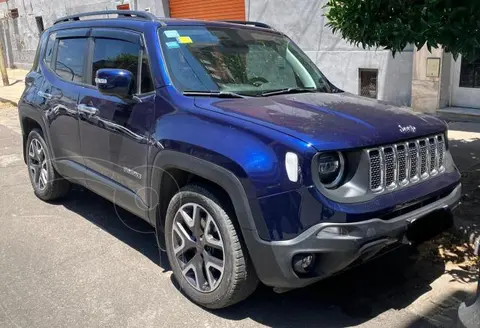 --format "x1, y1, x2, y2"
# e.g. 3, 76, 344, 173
367, 135, 446, 193
396, 145, 407, 183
